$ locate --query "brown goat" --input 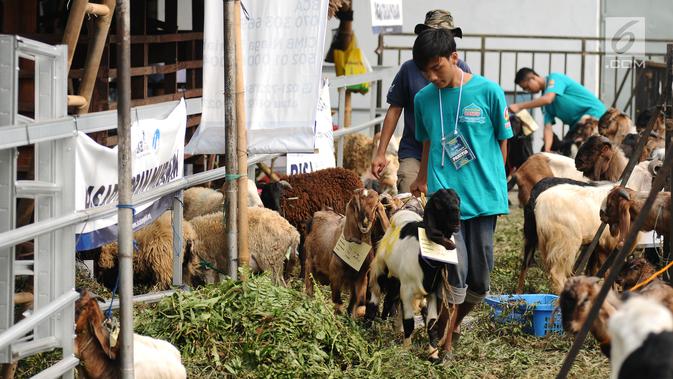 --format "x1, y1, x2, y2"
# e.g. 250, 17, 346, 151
560, 276, 622, 357
511, 152, 587, 207
75, 290, 186, 379
75, 290, 120, 379
600, 186, 671, 246
575, 135, 653, 192
616, 257, 673, 314
598, 108, 636, 146
304, 189, 389, 317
